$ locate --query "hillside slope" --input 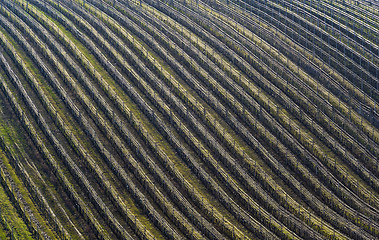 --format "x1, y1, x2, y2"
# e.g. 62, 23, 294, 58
0, 0, 377, 239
